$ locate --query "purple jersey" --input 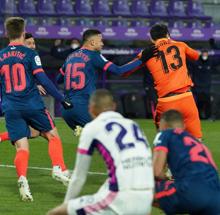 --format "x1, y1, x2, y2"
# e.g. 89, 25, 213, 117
0, 42, 45, 112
